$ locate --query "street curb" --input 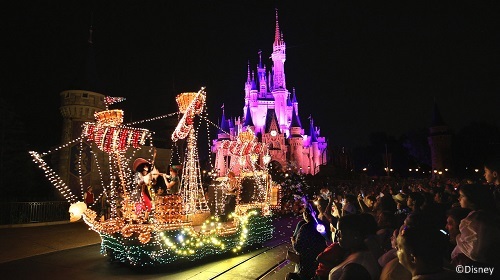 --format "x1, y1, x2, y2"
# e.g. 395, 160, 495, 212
0, 220, 71, 229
